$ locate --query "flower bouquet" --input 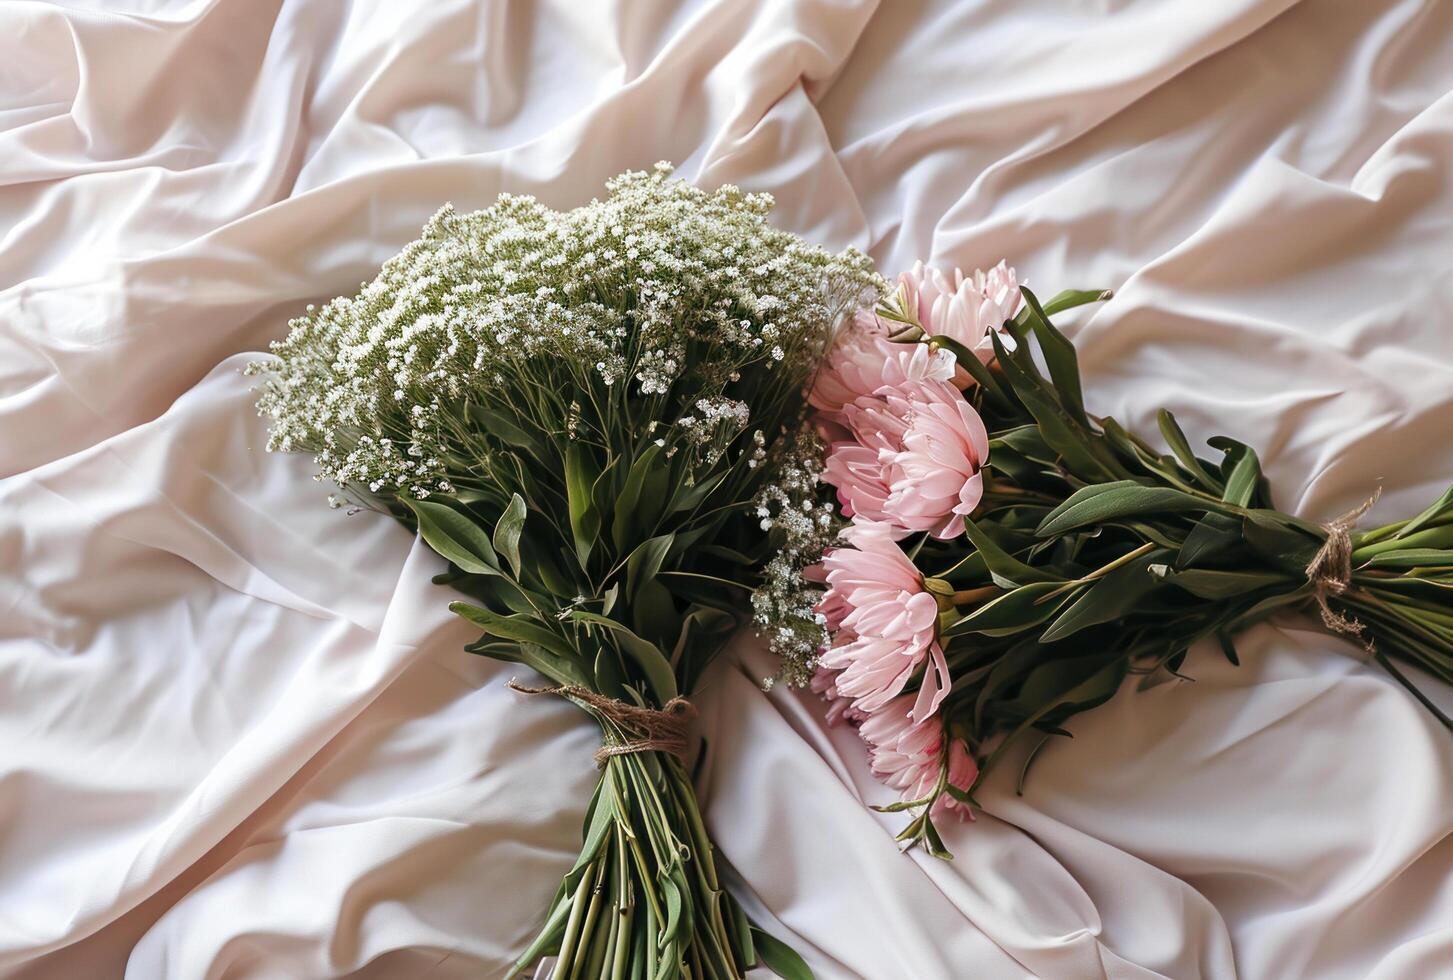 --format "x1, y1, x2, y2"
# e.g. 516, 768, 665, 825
248, 160, 1453, 974
789, 262, 1453, 853
248, 166, 876, 979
